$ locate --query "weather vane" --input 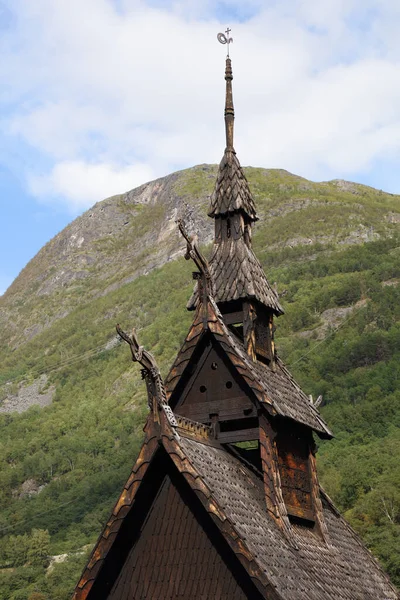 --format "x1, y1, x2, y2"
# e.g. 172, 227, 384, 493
217, 27, 233, 57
